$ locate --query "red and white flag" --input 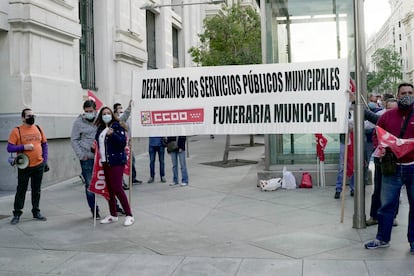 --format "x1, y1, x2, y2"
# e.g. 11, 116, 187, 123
346, 131, 354, 177
123, 137, 131, 176
375, 126, 414, 158
89, 141, 110, 200
87, 90, 103, 110
315, 134, 328, 161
